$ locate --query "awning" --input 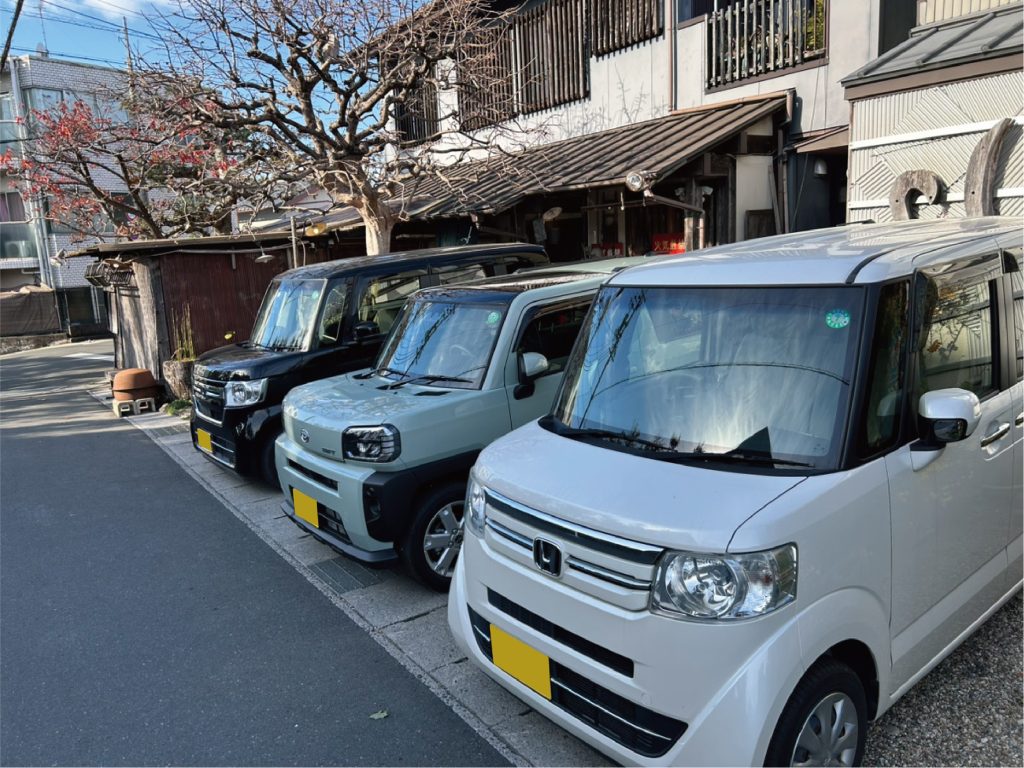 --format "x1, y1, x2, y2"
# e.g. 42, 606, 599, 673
793, 126, 849, 154
842, 4, 1023, 88
412, 92, 790, 218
